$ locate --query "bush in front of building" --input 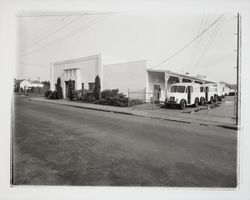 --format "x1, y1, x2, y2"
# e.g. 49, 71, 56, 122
45, 90, 52, 98
128, 99, 144, 107
72, 90, 82, 101
56, 78, 63, 99
81, 91, 95, 103
93, 89, 128, 107
48, 91, 58, 99
93, 75, 101, 100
